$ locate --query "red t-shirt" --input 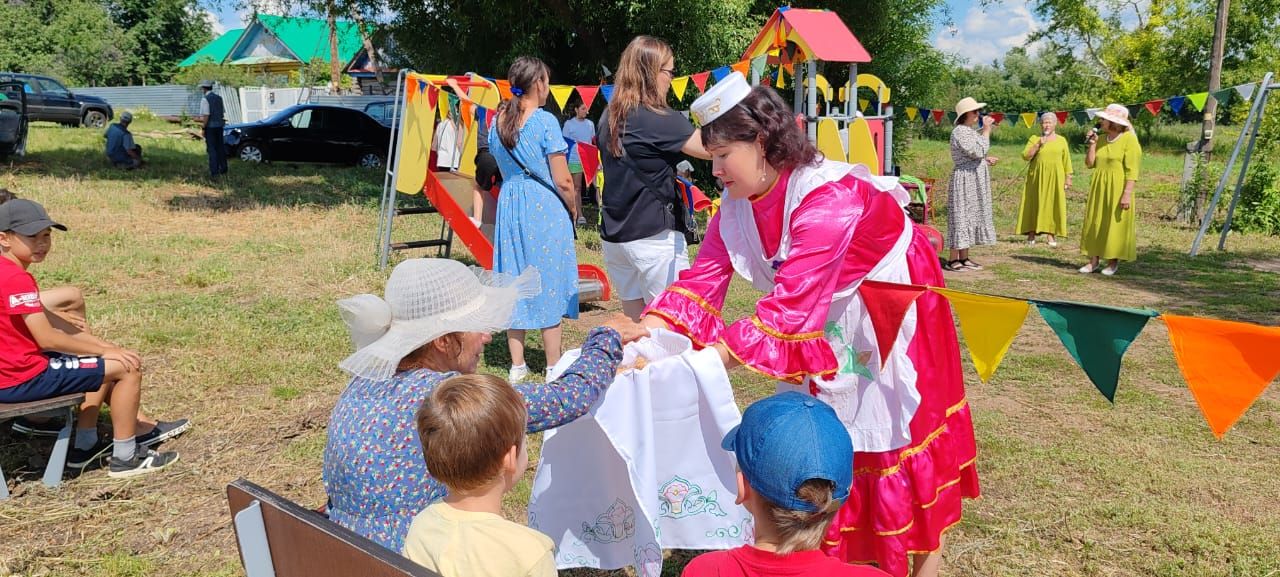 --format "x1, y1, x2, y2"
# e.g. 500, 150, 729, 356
681, 546, 889, 577
0, 258, 48, 388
